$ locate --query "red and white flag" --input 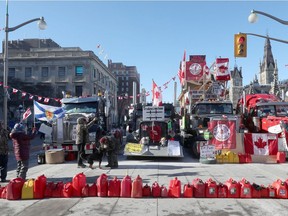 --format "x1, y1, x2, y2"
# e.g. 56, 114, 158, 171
208, 119, 236, 149
22, 108, 32, 121
12, 88, 18, 94
185, 55, 206, 82
244, 133, 278, 155
214, 58, 230, 81
178, 50, 186, 86
152, 80, 162, 106
44, 98, 50, 103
